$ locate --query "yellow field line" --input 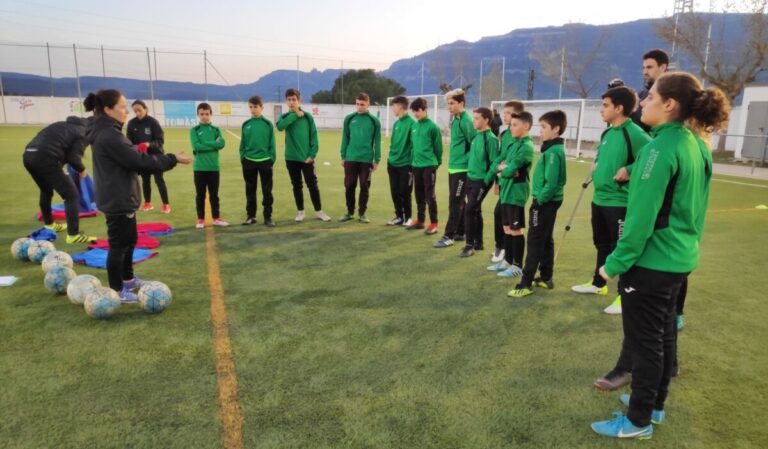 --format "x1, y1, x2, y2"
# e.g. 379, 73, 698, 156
205, 198, 245, 449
